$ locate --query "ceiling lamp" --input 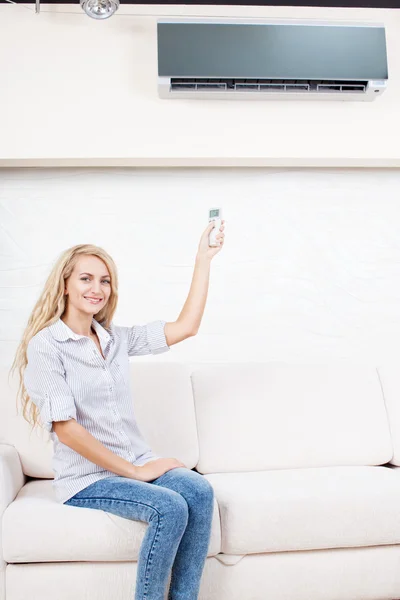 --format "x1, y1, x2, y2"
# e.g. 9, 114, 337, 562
80, 0, 119, 19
